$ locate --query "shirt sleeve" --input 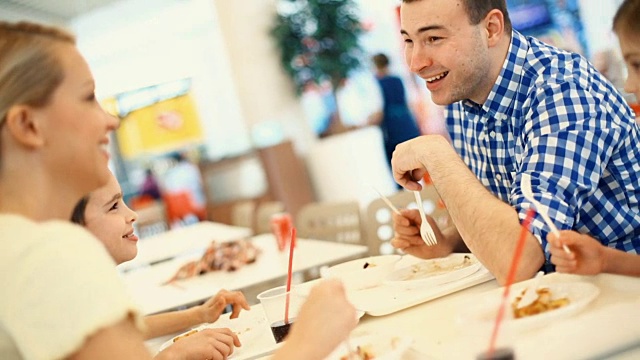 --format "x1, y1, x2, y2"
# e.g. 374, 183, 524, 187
512, 79, 624, 260
4, 222, 144, 360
